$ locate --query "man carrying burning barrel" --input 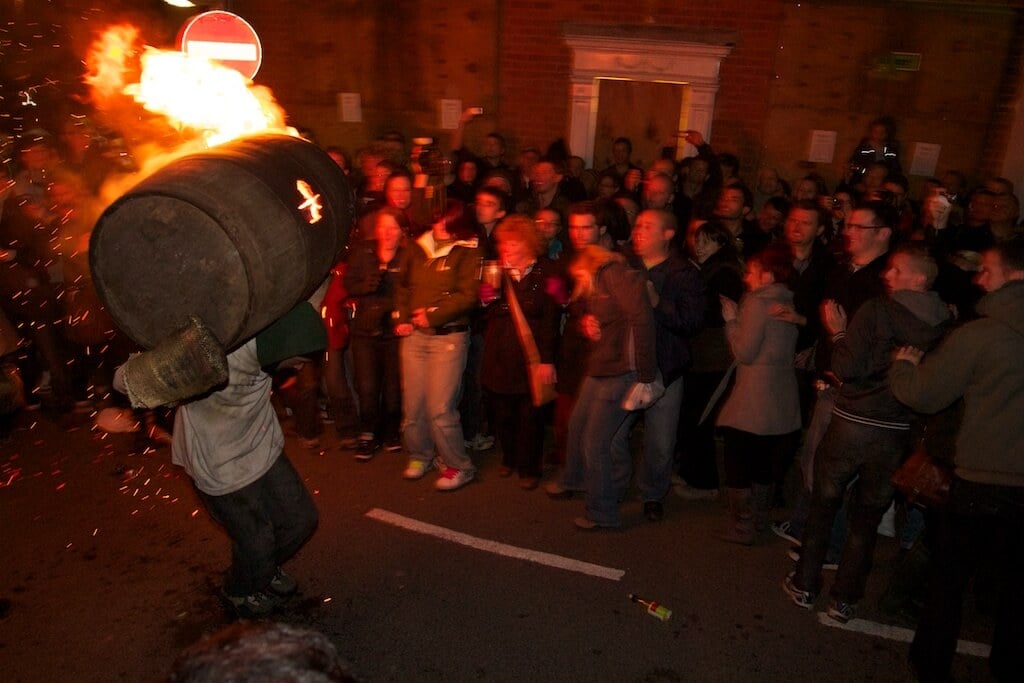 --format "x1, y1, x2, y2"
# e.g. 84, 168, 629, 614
94, 135, 353, 618
115, 320, 321, 617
